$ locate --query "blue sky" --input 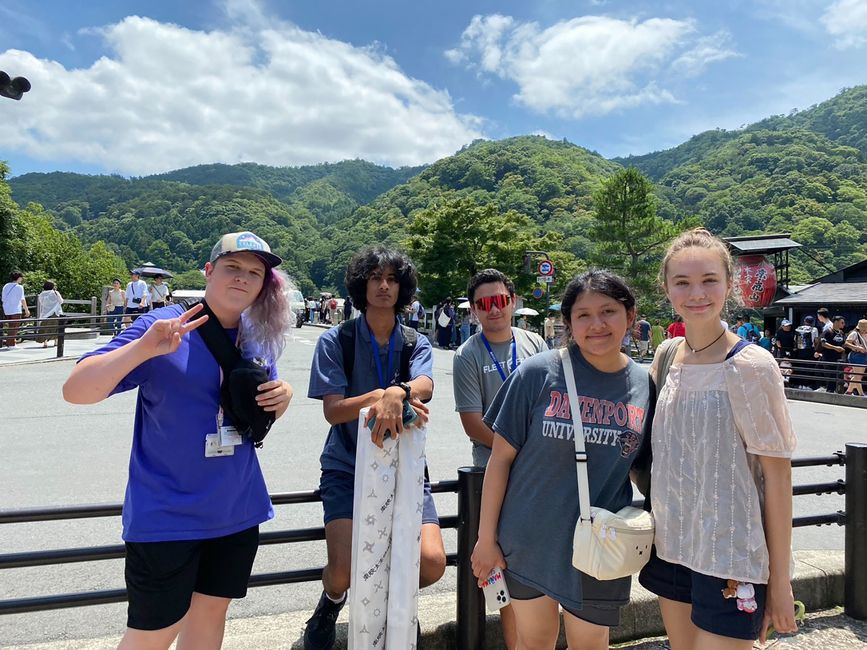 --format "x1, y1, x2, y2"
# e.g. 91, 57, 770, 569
1, 0, 865, 177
